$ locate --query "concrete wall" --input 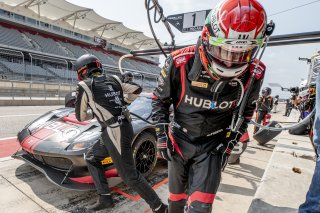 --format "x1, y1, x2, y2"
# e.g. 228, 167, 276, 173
0, 80, 75, 106
0, 99, 65, 106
